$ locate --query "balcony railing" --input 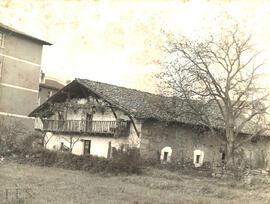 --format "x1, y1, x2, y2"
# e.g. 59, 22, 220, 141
42, 120, 130, 137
